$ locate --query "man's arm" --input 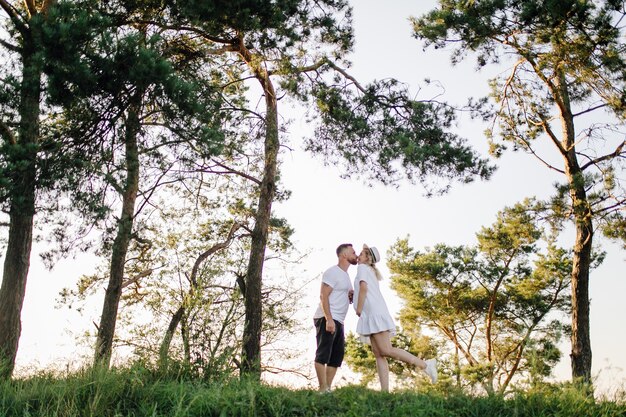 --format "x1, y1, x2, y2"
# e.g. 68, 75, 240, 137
320, 282, 336, 334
